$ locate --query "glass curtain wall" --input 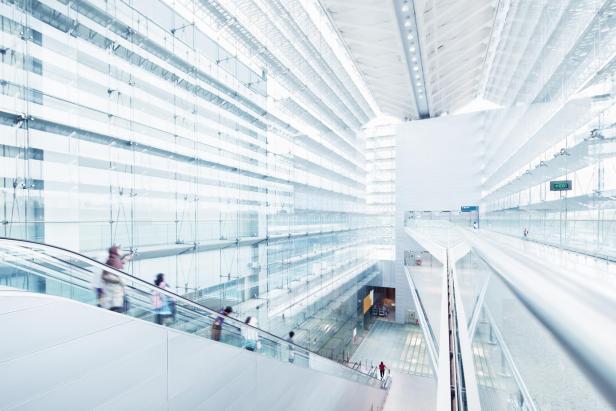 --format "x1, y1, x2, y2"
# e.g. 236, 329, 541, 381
482, 99, 616, 259
0, 0, 379, 354
477, 0, 616, 260
364, 118, 397, 261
